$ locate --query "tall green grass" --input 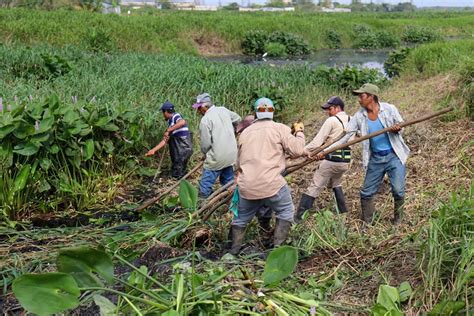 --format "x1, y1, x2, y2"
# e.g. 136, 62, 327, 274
0, 9, 473, 53
419, 183, 473, 314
